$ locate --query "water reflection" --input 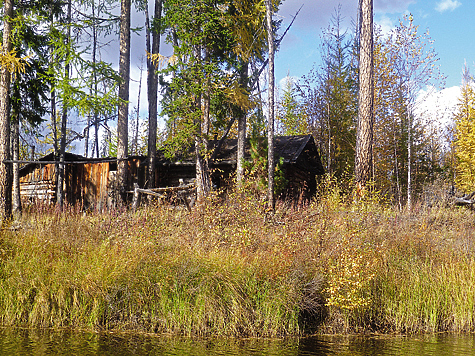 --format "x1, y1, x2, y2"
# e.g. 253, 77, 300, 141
1, 328, 475, 355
